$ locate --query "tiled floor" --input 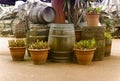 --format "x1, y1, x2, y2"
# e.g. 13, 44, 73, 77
0, 37, 120, 81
